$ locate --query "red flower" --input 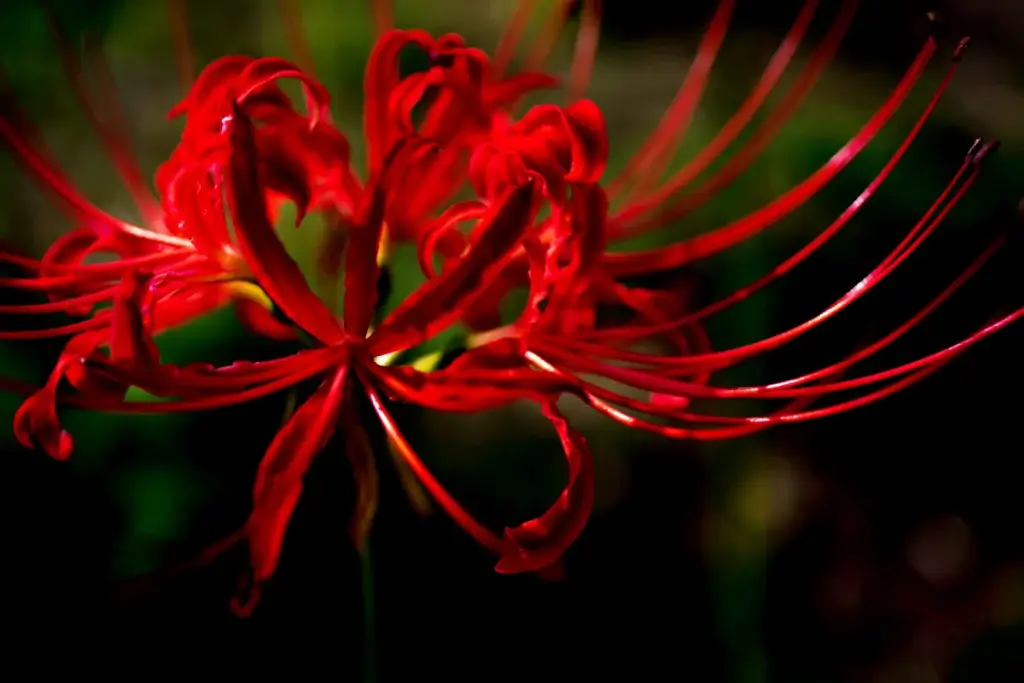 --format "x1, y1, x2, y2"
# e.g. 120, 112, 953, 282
2, 0, 1021, 615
